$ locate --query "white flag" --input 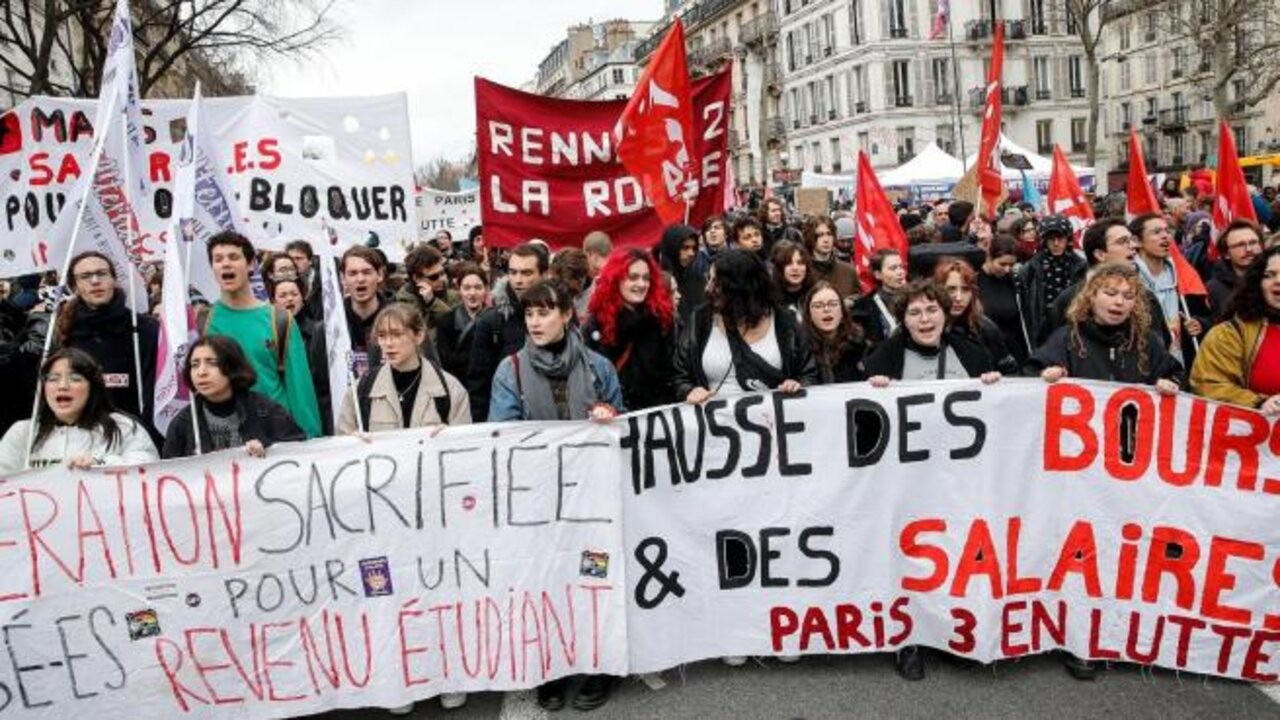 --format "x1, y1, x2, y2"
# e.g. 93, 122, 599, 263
317, 224, 356, 431
153, 215, 195, 434
43, 0, 150, 286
